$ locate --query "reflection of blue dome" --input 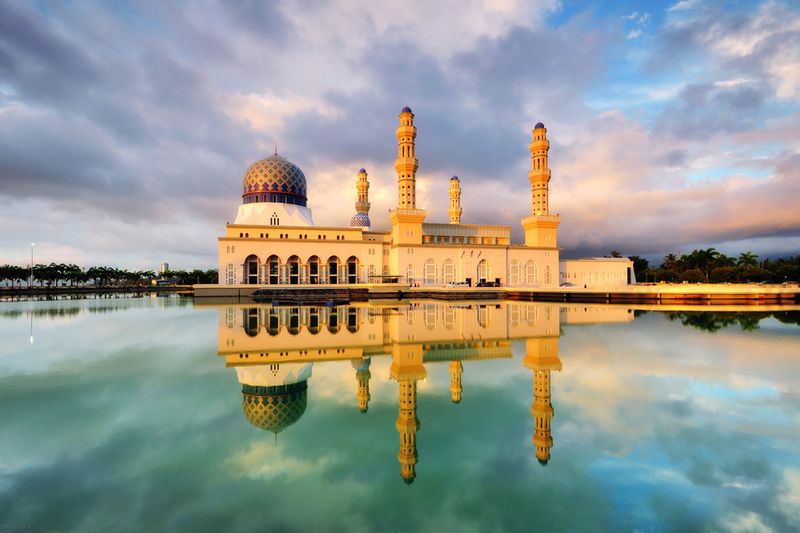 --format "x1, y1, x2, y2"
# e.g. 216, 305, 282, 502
534, 122, 545, 129
401, 106, 413, 114
350, 212, 371, 228
242, 381, 308, 434
351, 357, 371, 372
